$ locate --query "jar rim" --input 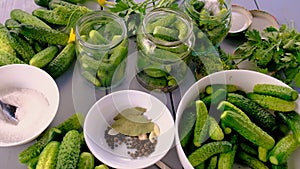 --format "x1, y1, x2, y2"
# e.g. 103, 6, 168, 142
75, 10, 127, 50
184, 0, 232, 19
141, 7, 193, 47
